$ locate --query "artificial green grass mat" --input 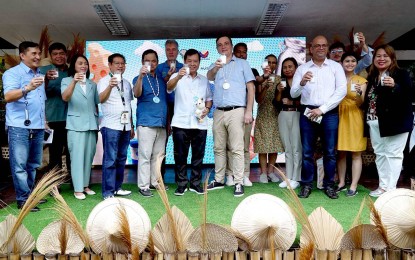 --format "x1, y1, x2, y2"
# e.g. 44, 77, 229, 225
0, 183, 372, 242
